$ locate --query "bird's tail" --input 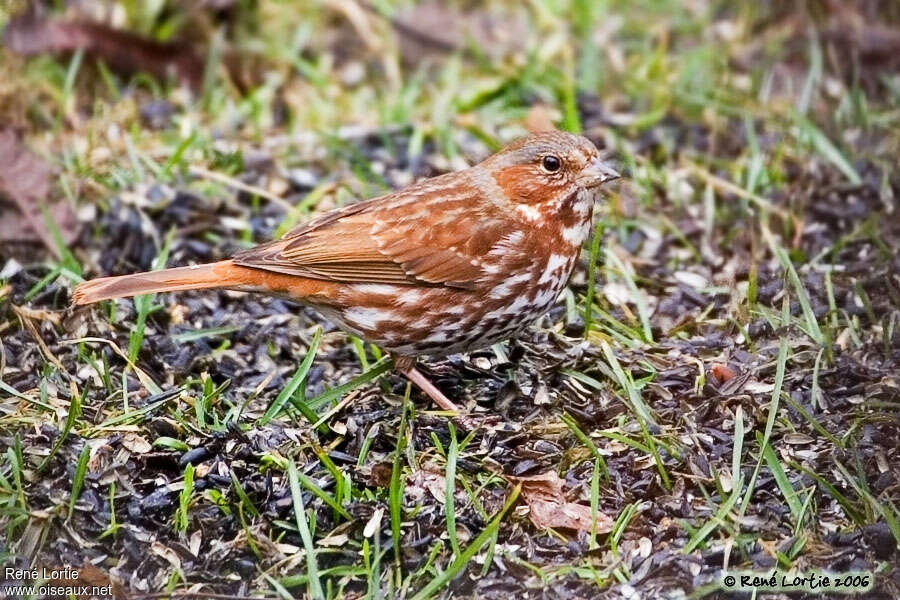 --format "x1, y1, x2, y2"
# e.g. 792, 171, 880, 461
72, 260, 251, 305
